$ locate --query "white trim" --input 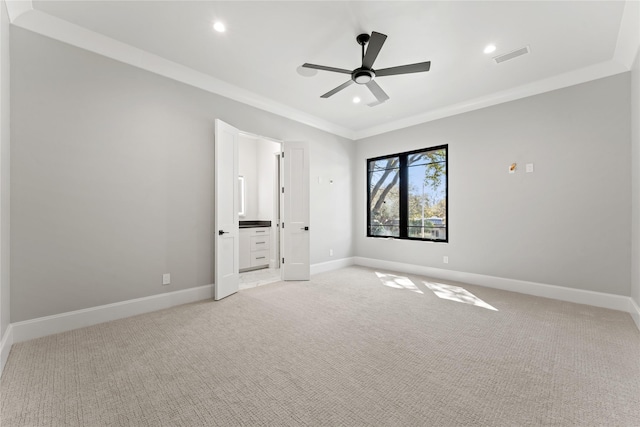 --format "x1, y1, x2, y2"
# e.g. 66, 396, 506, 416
354, 257, 633, 314
0, 324, 13, 377
630, 297, 640, 331
613, 0, 640, 70
354, 60, 628, 140
11, 284, 213, 344
10, 8, 635, 142
2, 261, 637, 373
11, 9, 355, 140
5, 0, 32, 23
238, 131, 283, 145
310, 257, 355, 276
